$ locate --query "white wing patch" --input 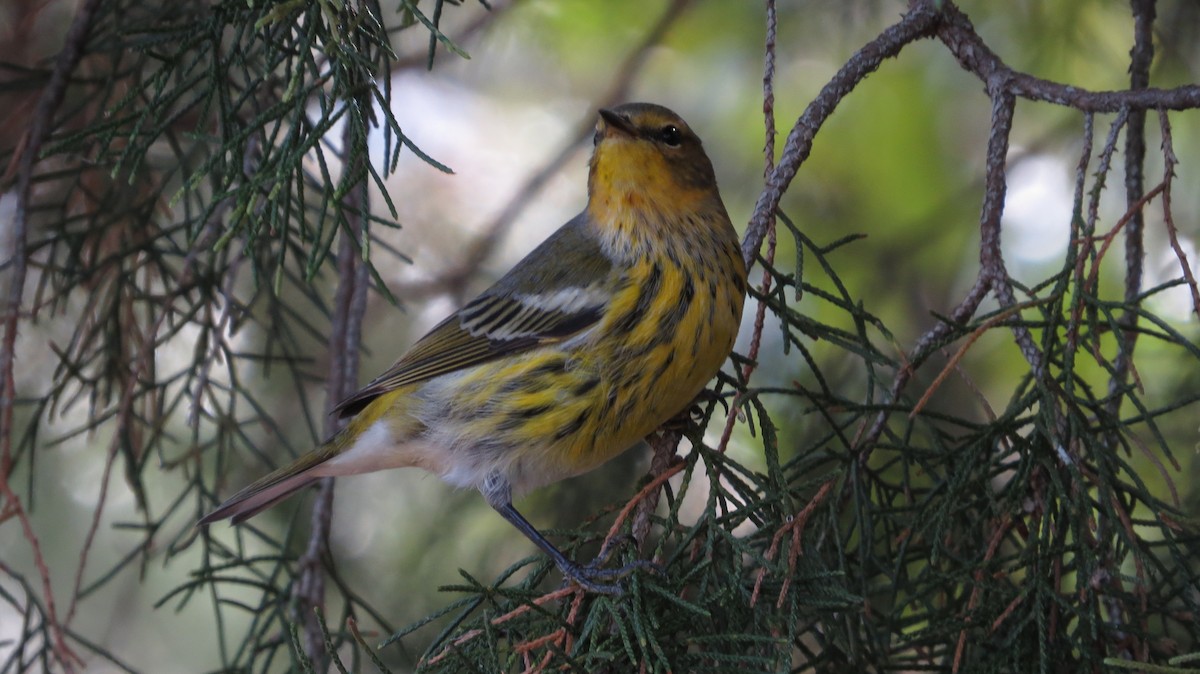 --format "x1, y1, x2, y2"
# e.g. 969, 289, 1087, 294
459, 285, 608, 341
514, 286, 609, 313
